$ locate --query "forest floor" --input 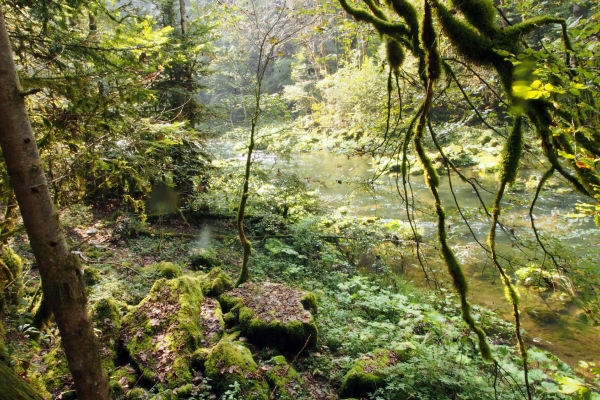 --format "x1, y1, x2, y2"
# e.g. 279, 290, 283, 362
2, 204, 599, 399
